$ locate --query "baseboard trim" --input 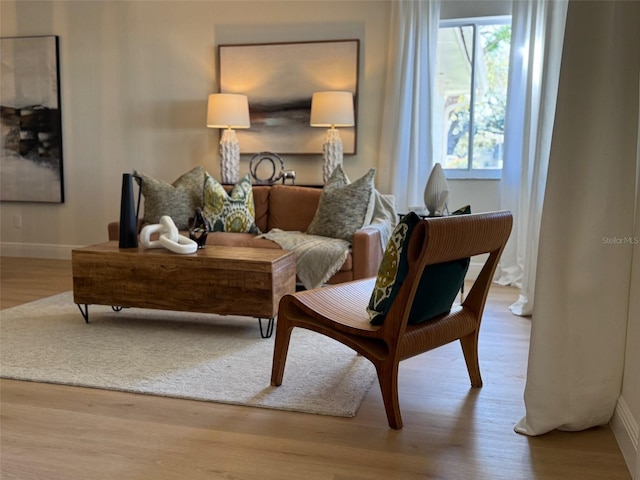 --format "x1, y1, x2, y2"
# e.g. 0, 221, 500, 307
610, 395, 639, 478
0, 242, 78, 260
